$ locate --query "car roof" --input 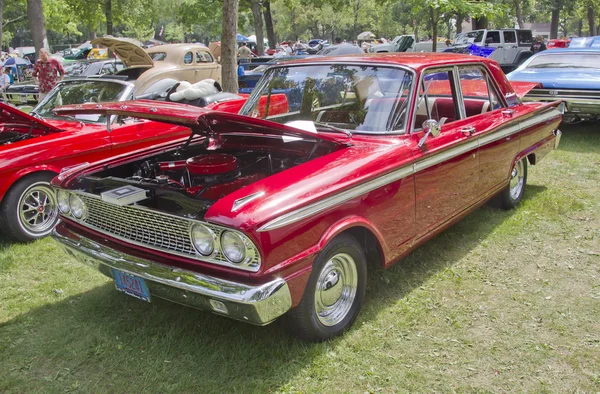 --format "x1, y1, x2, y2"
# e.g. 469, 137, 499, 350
146, 44, 210, 53
534, 48, 600, 53
288, 52, 498, 72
